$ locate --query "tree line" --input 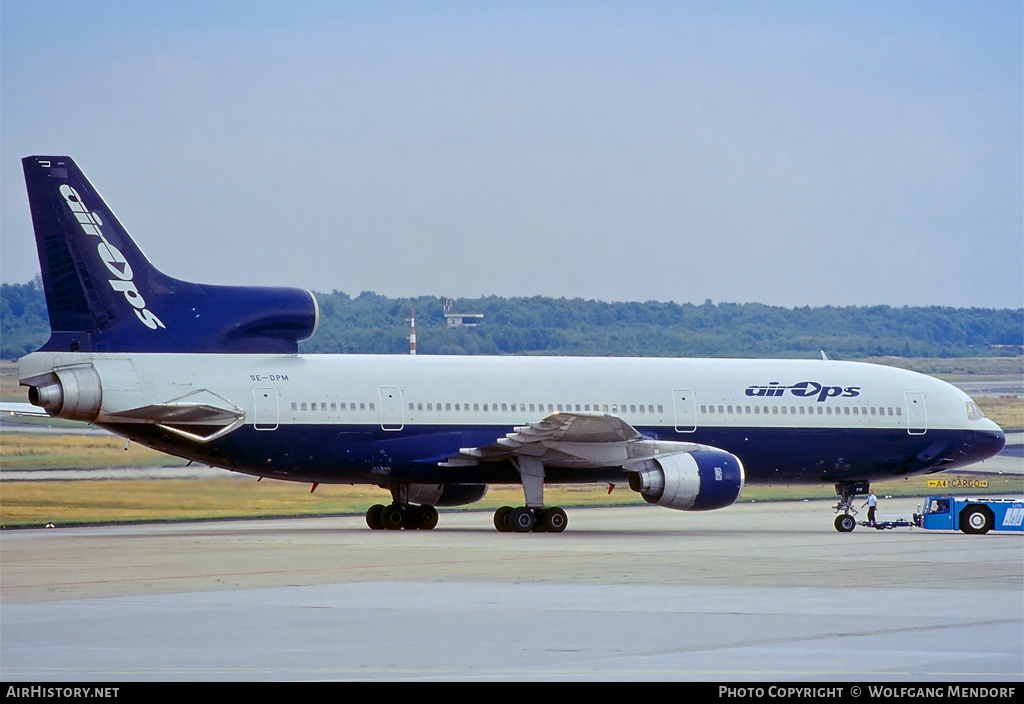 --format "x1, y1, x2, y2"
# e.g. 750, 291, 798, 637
2, 280, 1022, 360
